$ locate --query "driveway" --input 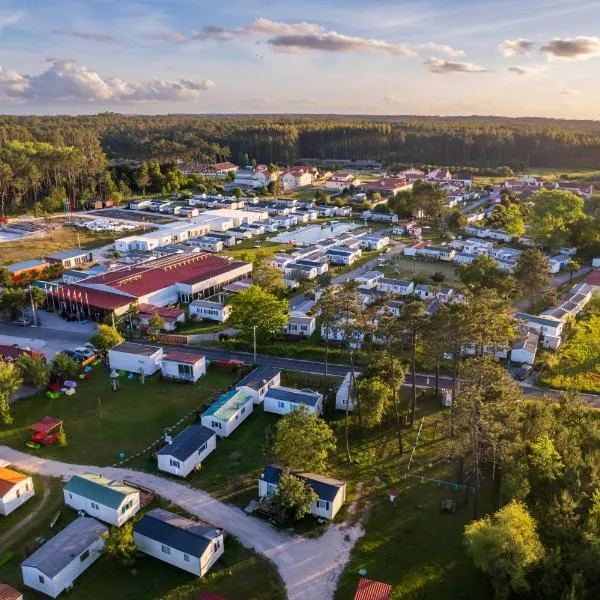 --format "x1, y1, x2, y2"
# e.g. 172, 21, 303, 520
0, 447, 363, 600
332, 242, 405, 284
